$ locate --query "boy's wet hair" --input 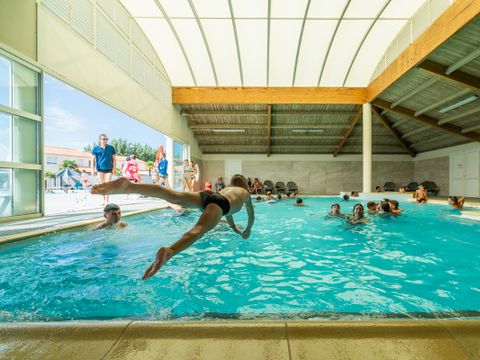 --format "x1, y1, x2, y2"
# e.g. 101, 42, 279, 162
277, 194, 282, 200
343, 194, 350, 201
296, 198, 303, 204
331, 203, 340, 209
256, 196, 261, 201
104, 203, 120, 213
230, 174, 248, 189
390, 199, 399, 208
380, 201, 391, 212
449, 196, 458, 204
367, 201, 376, 209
